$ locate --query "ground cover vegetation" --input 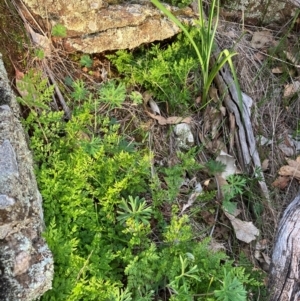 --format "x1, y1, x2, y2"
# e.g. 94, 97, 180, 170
10, 0, 300, 300
19, 68, 264, 300
18, 26, 267, 301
